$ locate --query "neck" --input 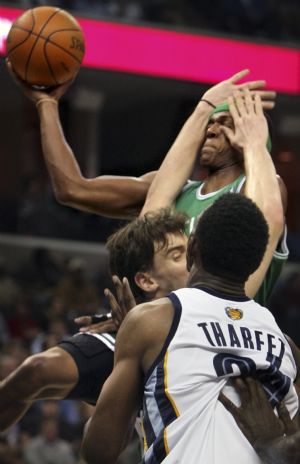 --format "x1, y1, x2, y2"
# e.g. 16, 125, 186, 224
202, 163, 243, 194
188, 269, 246, 298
